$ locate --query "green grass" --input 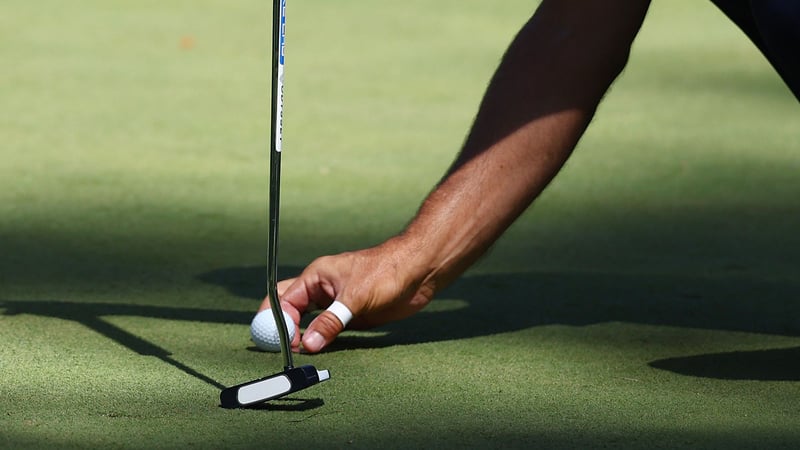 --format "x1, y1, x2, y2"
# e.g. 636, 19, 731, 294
2, 0, 800, 448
